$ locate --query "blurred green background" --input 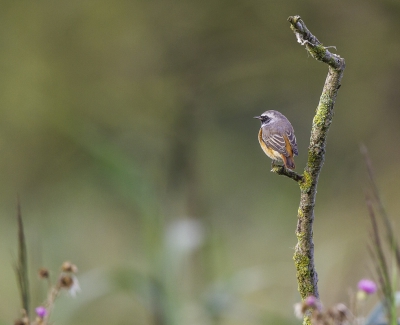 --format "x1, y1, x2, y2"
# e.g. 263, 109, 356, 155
1, 0, 400, 324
